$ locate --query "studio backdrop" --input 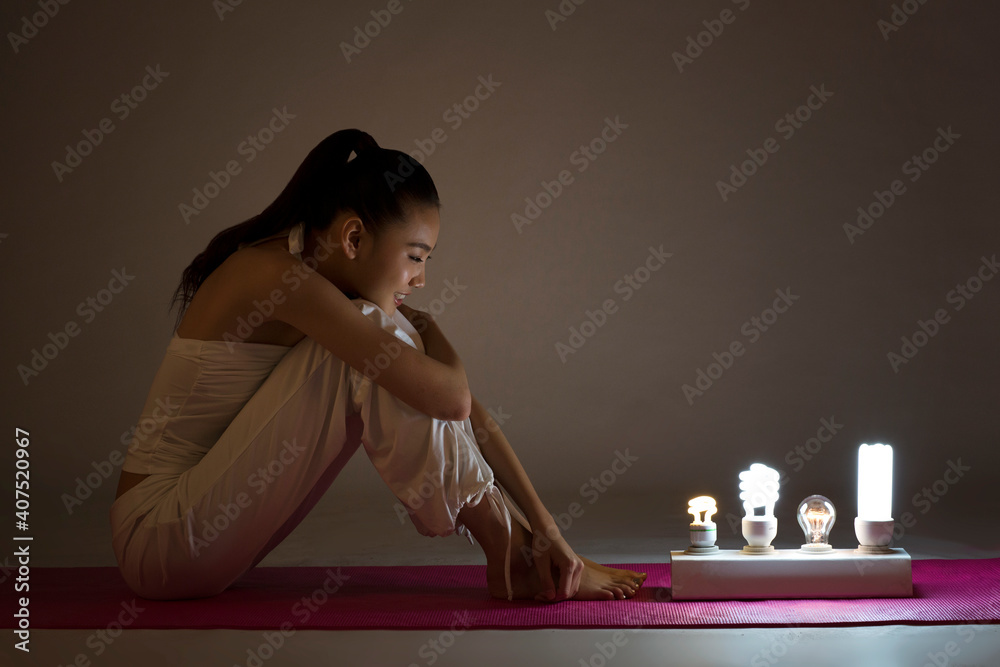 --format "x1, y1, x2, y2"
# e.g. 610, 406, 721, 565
1, 0, 997, 566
